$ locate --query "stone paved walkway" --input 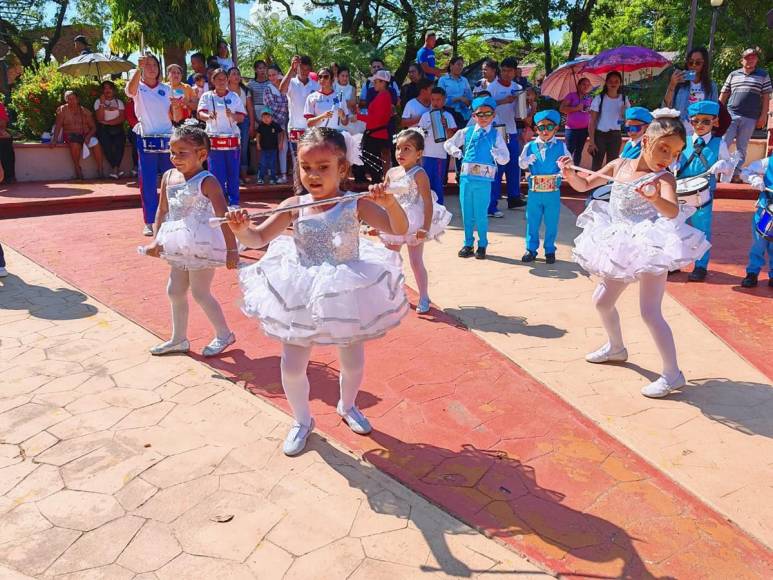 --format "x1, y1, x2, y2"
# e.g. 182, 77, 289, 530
0, 247, 550, 579
3, 209, 772, 578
